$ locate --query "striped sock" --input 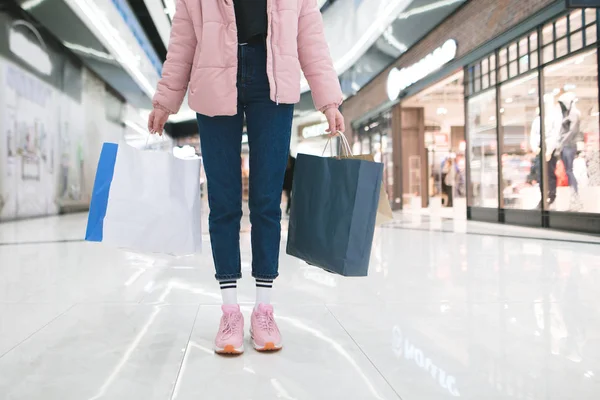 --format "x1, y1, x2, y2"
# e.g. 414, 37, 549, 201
219, 280, 238, 305
255, 279, 273, 309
